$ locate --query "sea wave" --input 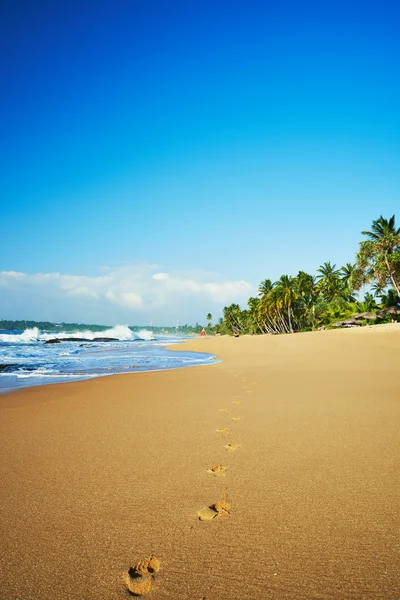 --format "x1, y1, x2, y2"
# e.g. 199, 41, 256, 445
0, 327, 40, 343
0, 325, 155, 343
0, 328, 216, 393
